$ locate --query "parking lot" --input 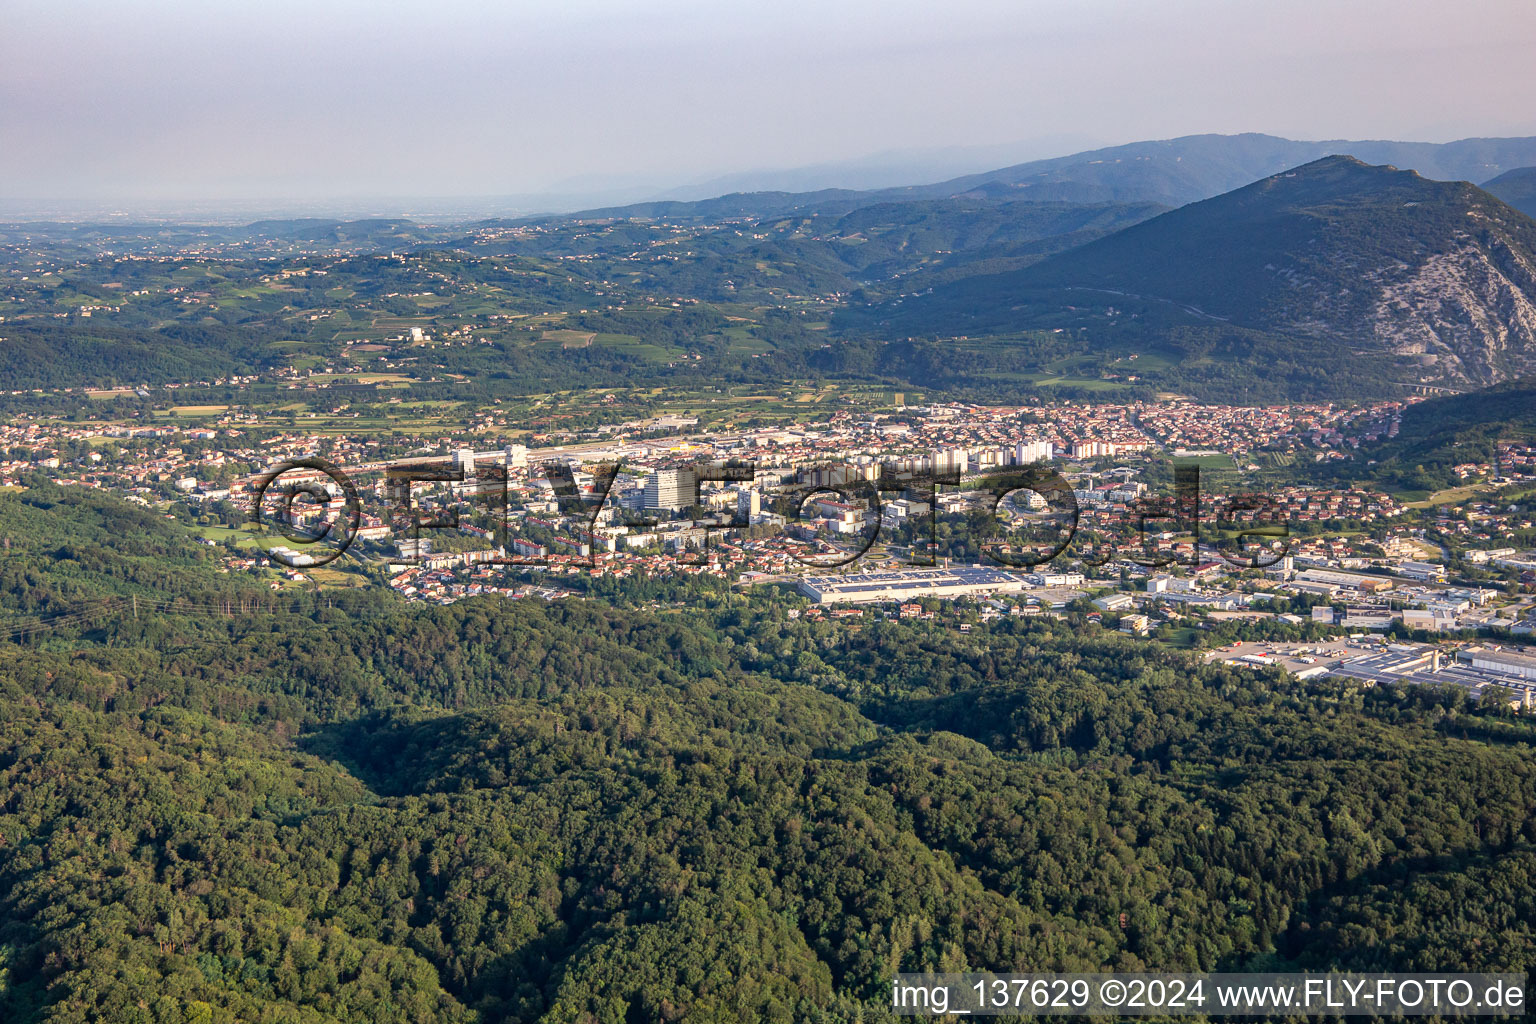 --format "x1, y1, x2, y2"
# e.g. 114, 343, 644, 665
1205, 638, 1387, 674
